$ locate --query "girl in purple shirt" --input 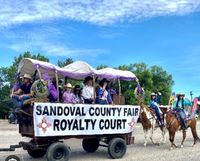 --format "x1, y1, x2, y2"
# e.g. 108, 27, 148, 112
62, 83, 76, 103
